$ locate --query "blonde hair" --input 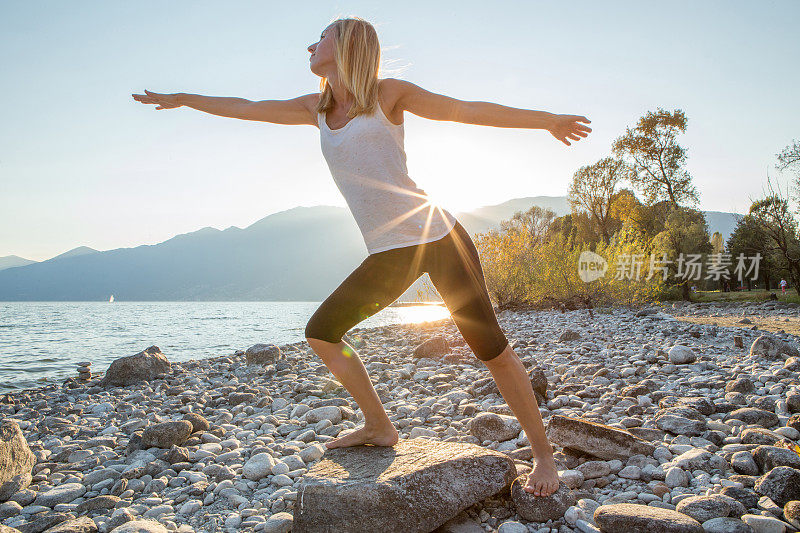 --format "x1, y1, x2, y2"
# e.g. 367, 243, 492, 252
315, 17, 381, 119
